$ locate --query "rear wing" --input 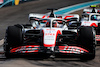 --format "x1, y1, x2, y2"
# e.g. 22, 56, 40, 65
83, 9, 100, 13
29, 13, 49, 20
56, 14, 79, 21
83, 5, 100, 14
83, 5, 100, 13
29, 13, 79, 21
